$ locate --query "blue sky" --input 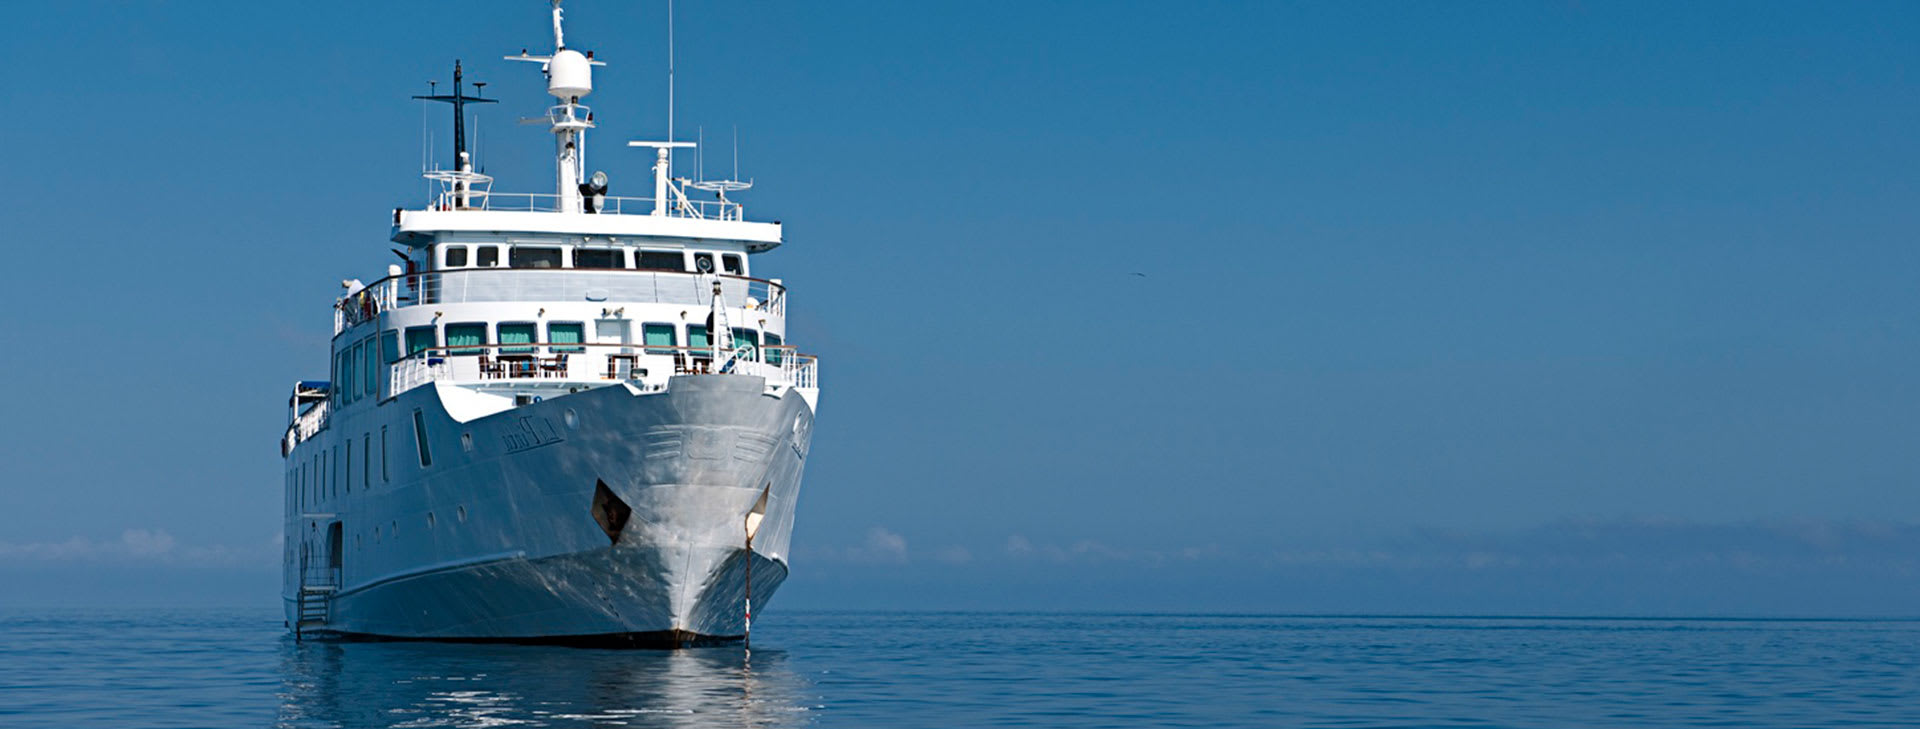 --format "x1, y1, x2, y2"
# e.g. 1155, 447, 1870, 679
2, 1, 1918, 615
